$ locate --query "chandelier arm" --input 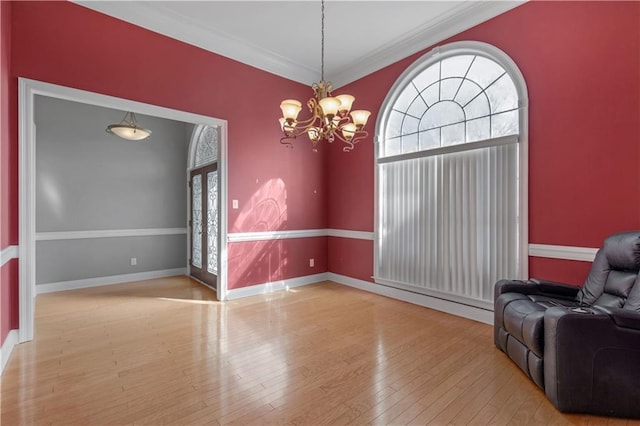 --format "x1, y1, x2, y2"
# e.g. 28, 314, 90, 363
329, 129, 369, 152
292, 115, 319, 130
282, 99, 322, 137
